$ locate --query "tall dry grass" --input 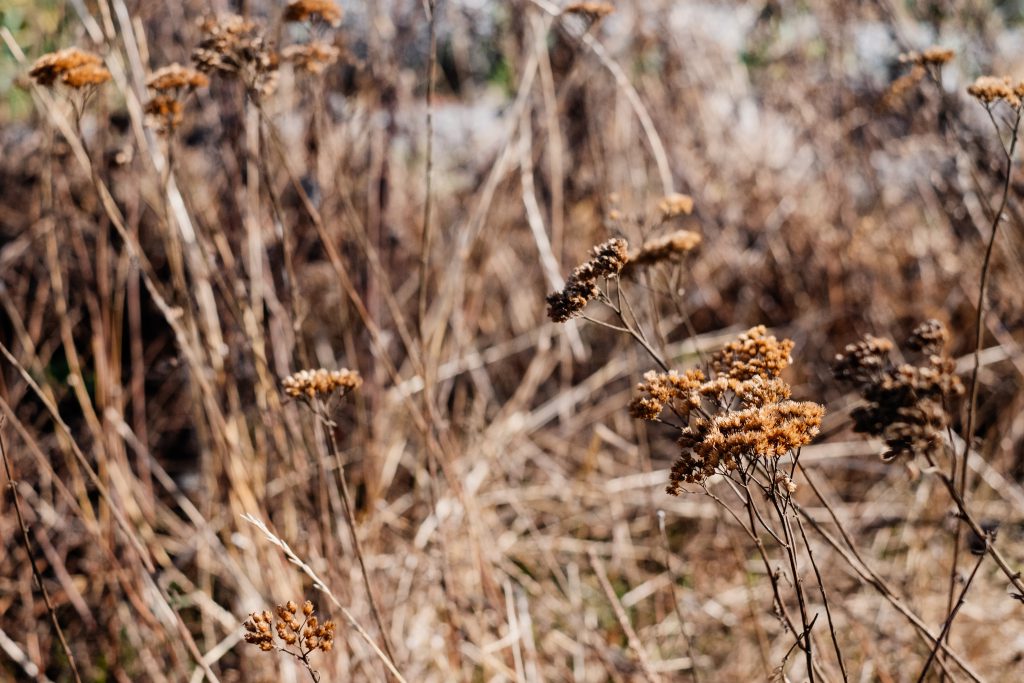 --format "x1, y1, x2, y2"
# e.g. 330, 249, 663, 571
1, 1, 1023, 681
